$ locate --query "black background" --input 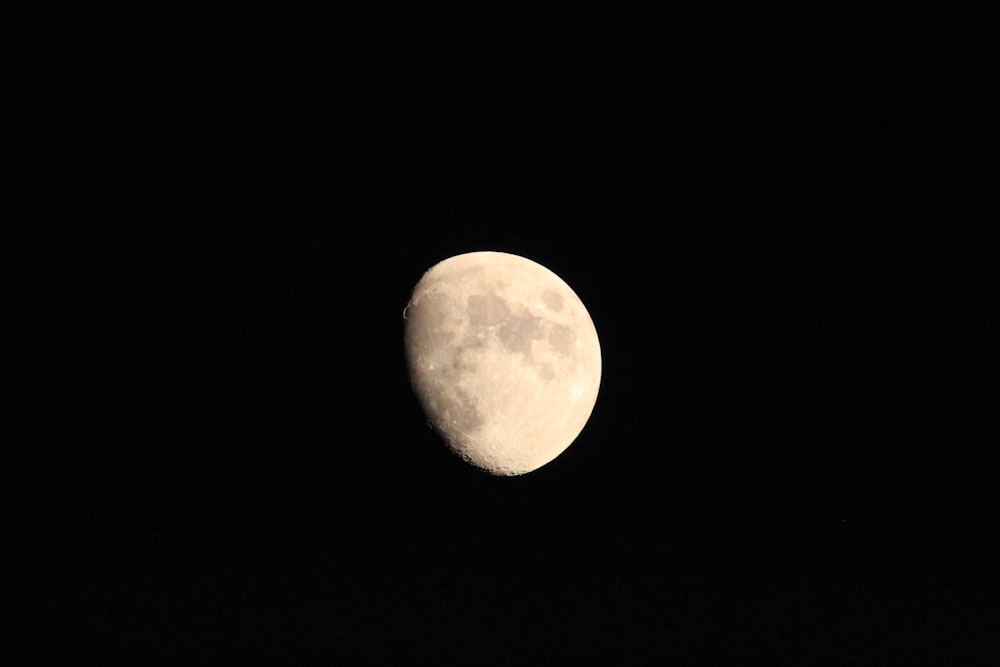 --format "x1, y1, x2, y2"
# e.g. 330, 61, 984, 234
8, 7, 996, 663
